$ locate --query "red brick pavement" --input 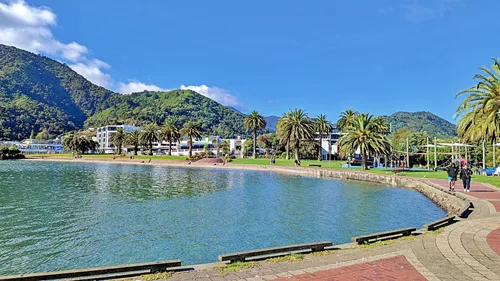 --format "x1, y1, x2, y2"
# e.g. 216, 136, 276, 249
487, 228, 500, 255
272, 256, 426, 281
490, 201, 500, 212
426, 179, 500, 199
